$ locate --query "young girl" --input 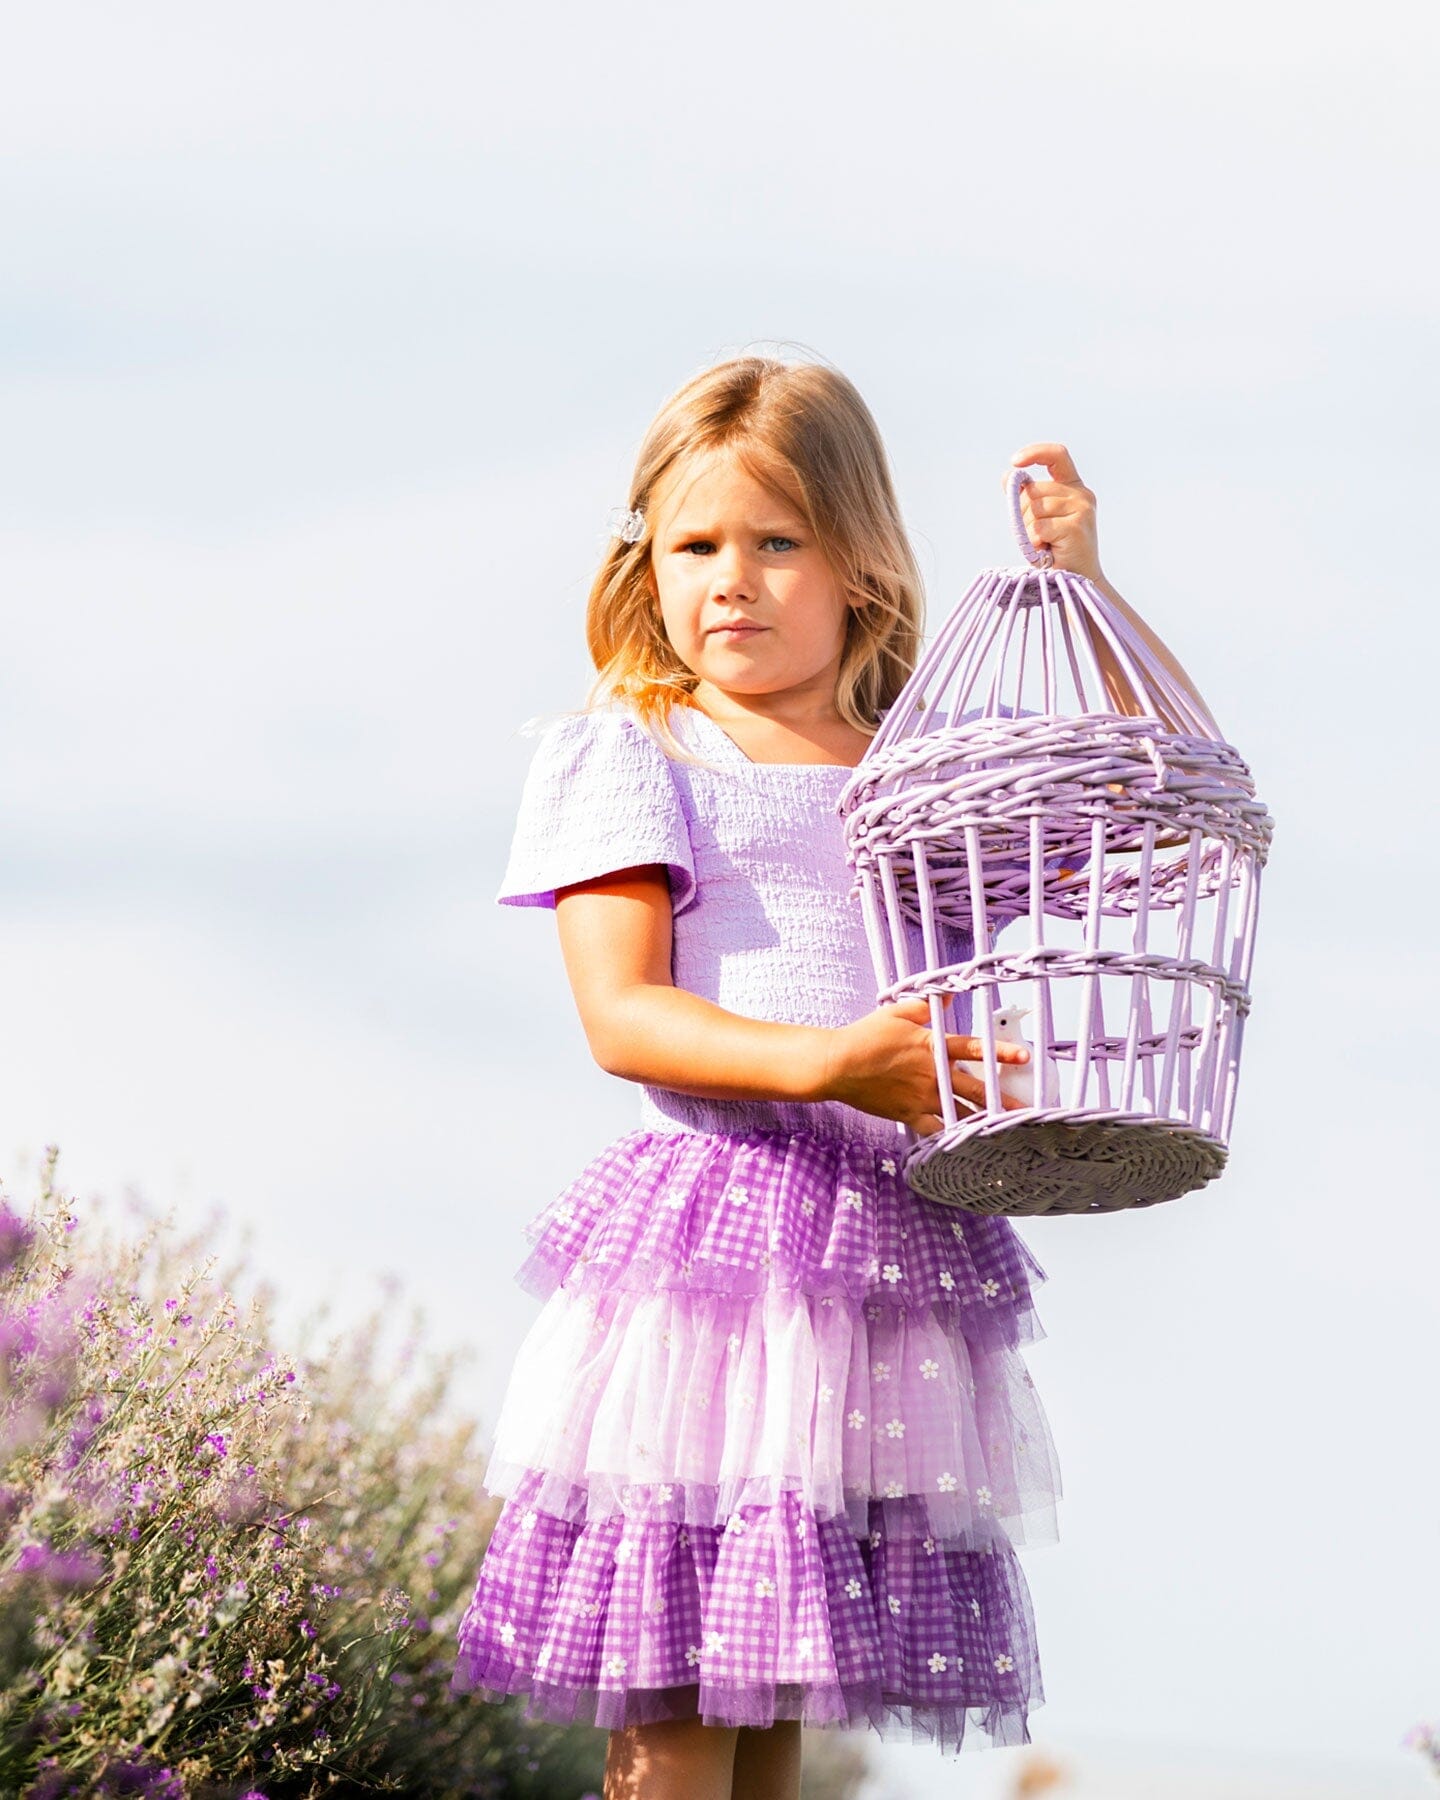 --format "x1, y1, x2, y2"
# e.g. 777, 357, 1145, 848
451, 354, 1208, 1799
